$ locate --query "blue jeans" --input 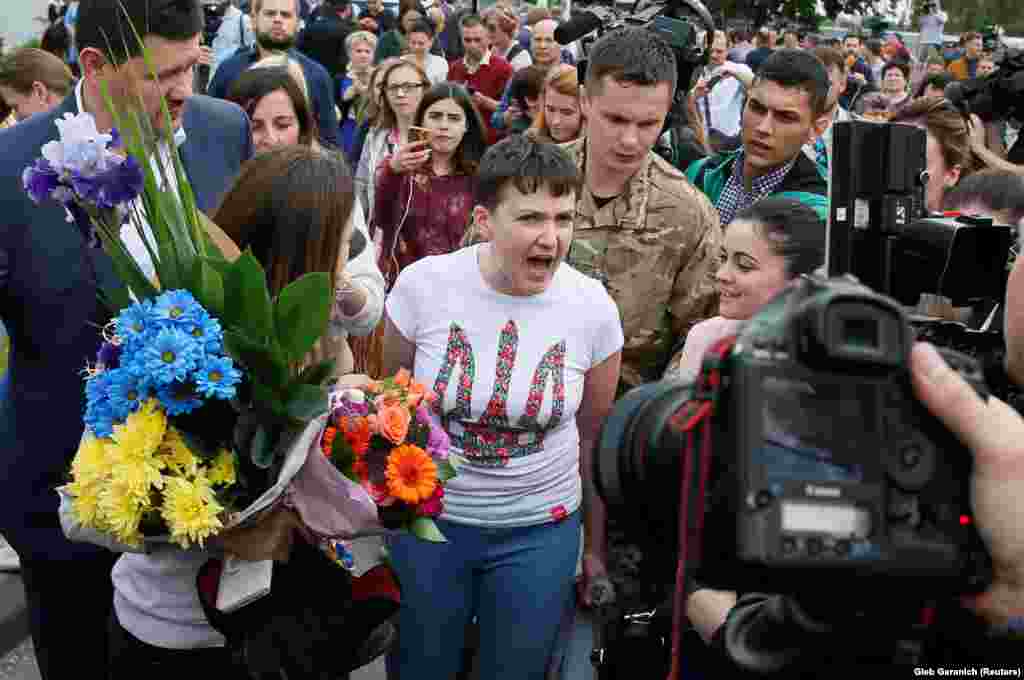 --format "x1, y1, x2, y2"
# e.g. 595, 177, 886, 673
387, 513, 581, 680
